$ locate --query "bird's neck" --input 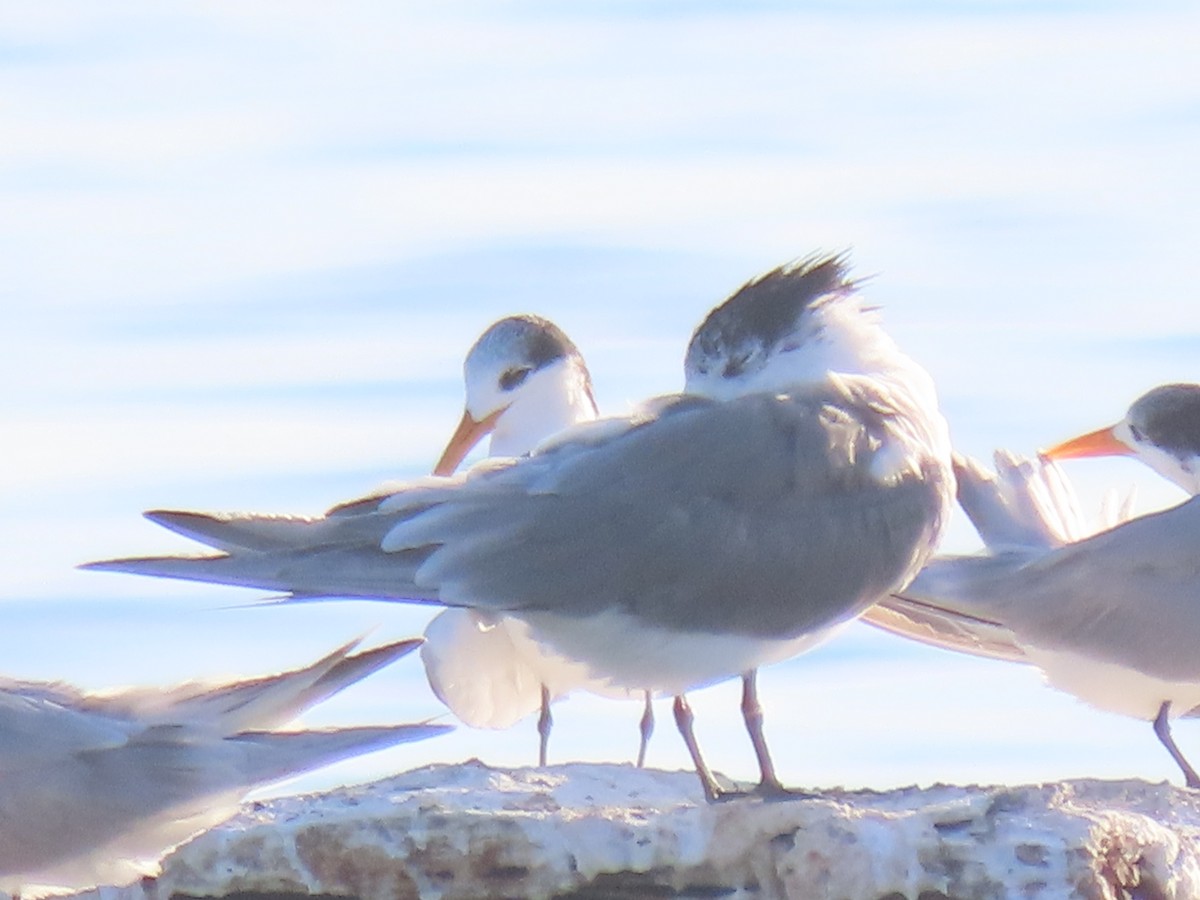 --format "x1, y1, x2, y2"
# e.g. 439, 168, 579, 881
1137, 446, 1200, 495
767, 309, 954, 474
